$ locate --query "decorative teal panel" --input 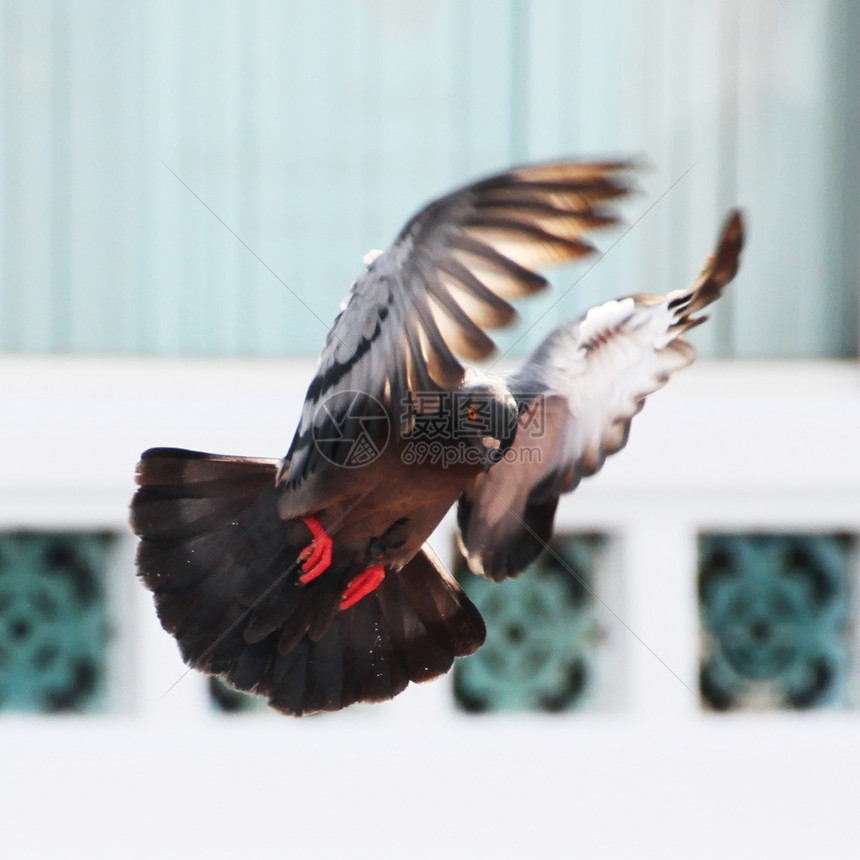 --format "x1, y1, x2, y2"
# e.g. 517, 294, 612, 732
698, 534, 853, 711
208, 676, 266, 714
454, 535, 605, 713
0, 533, 112, 713
208, 676, 264, 714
